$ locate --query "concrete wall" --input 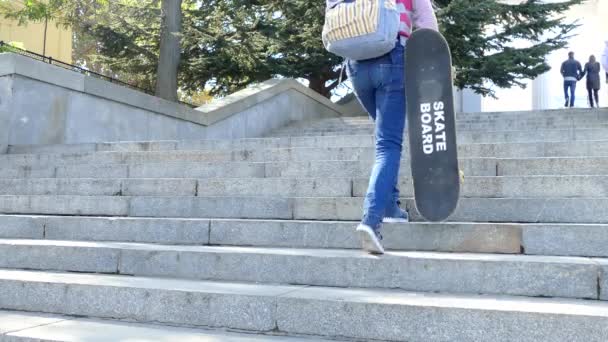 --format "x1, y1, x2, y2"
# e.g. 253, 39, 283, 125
335, 93, 367, 117
0, 53, 349, 150
0, 77, 11, 153
455, 88, 482, 114
6, 74, 210, 145
341, 86, 475, 115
